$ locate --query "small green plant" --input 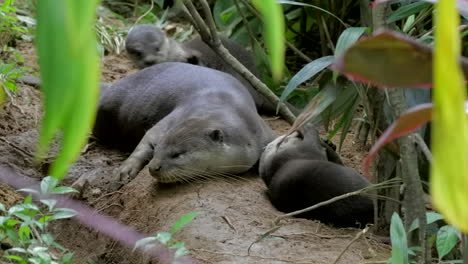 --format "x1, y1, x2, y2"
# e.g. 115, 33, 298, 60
0, 61, 28, 92
1, 176, 78, 264
134, 212, 200, 259
389, 212, 463, 264
0, 0, 31, 45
